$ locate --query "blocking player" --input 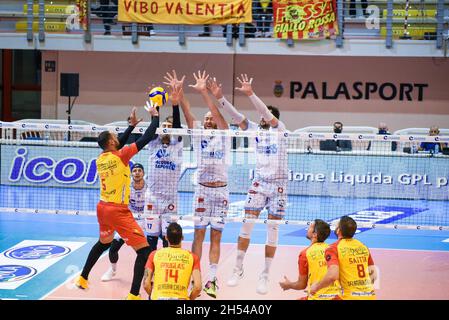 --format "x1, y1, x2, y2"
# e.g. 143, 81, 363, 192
166, 70, 231, 299
143, 83, 184, 254
207, 74, 288, 295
